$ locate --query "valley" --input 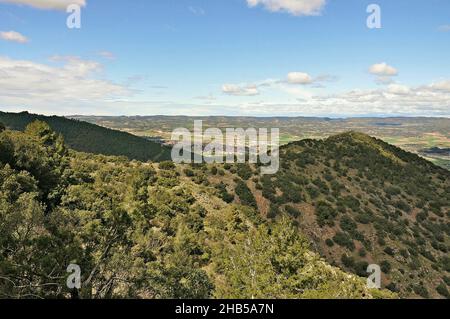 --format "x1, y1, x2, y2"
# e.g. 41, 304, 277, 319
70, 116, 450, 170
